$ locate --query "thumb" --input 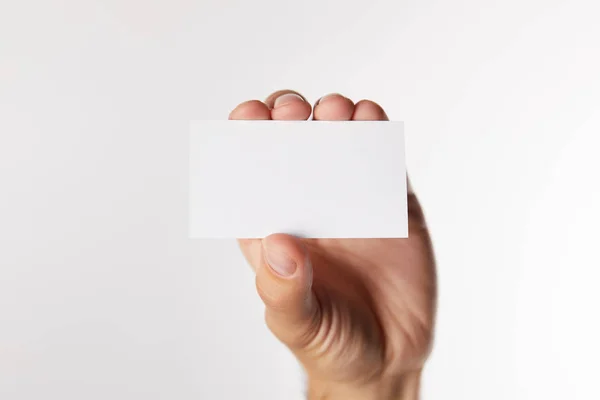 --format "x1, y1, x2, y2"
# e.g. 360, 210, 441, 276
256, 234, 320, 350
